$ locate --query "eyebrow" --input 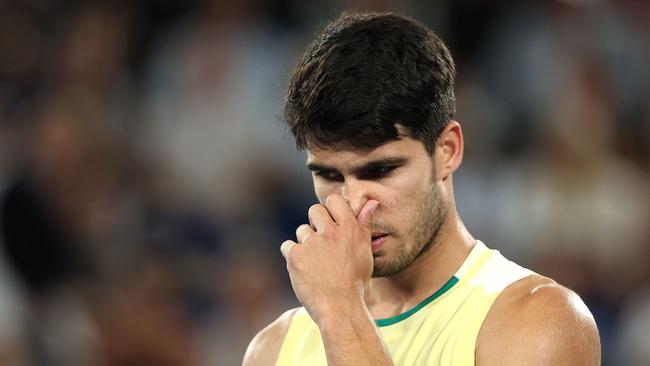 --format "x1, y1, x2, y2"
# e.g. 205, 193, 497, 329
307, 156, 409, 176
